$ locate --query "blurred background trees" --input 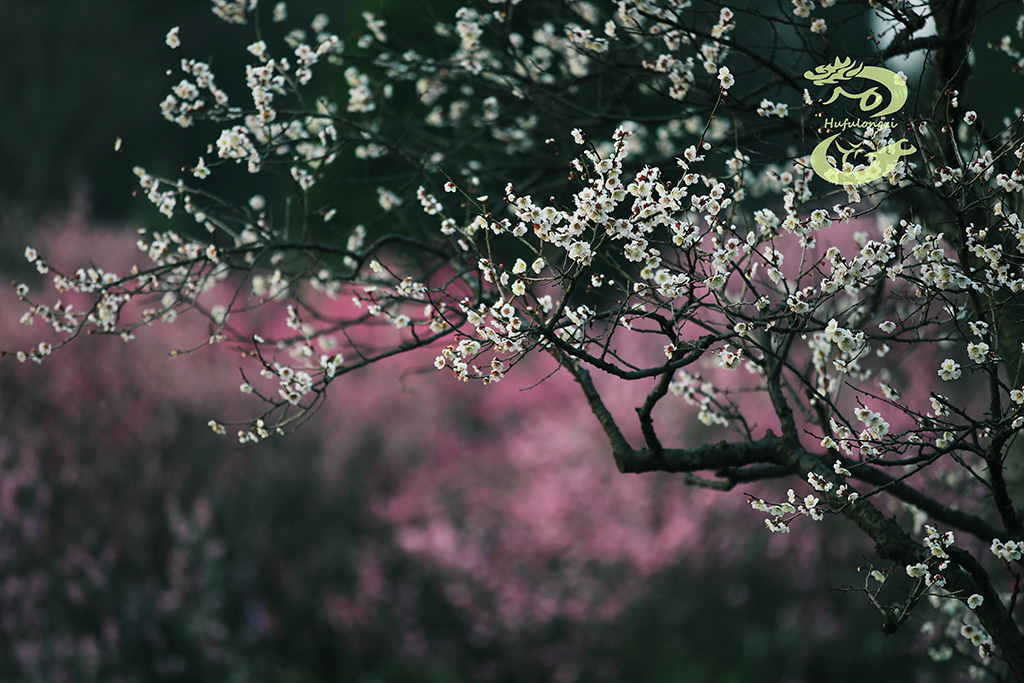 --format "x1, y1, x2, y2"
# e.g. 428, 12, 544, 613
0, 217, 956, 682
